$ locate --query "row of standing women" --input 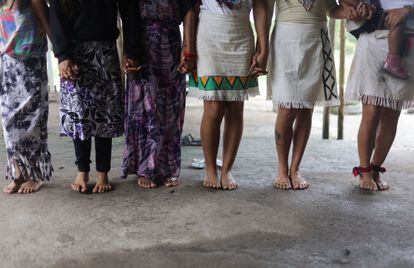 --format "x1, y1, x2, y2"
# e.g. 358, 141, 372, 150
1, 0, 413, 195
